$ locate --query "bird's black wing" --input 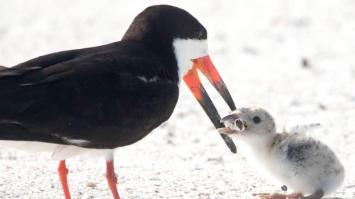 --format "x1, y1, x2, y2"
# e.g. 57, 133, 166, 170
0, 41, 179, 149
